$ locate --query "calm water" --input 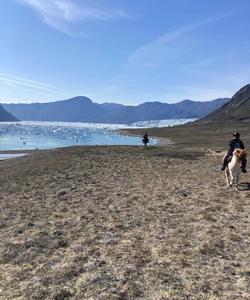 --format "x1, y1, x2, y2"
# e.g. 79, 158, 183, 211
0, 119, 195, 151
